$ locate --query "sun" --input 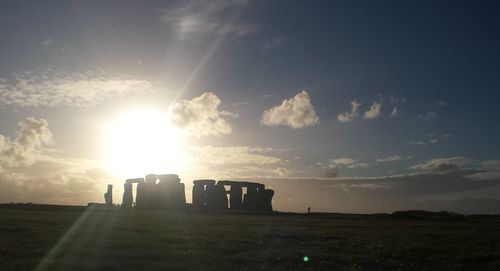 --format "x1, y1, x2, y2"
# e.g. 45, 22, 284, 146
102, 109, 189, 179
